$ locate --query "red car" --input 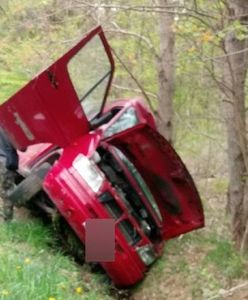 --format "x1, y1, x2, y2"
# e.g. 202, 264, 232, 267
0, 26, 204, 287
